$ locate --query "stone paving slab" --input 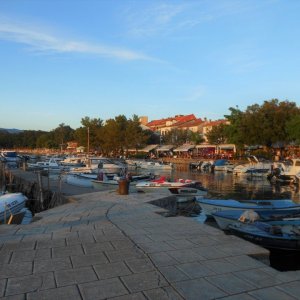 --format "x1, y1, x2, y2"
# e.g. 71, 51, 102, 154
0, 188, 299, 299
